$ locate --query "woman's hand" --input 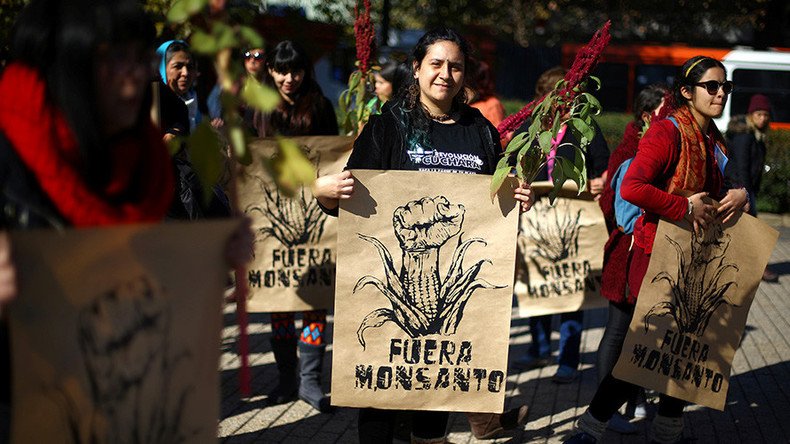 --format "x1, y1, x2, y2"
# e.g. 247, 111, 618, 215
685, 192, 715, 235
225, 217, 255, 269
717, 187, 749, 224
0, 232, 17, 306
514, 181, 535, 213
210, 117, 225, 129
312, 170, 354, 210
588, 176, 605, 198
